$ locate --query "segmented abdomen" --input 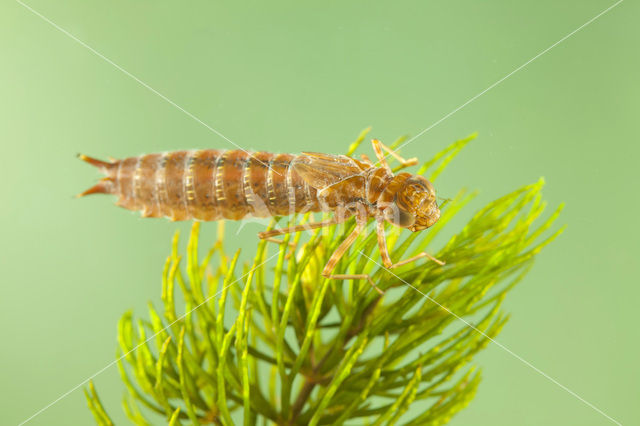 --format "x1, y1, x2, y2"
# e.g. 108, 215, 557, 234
84, 150, 321, 221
